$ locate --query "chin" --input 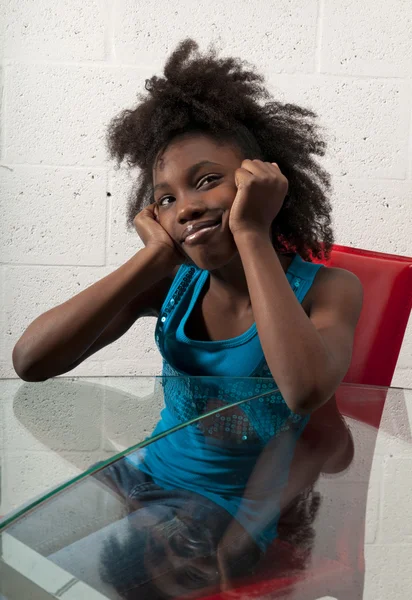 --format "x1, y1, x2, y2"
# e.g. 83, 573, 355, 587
185, 246, 238, 272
